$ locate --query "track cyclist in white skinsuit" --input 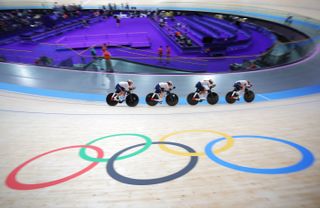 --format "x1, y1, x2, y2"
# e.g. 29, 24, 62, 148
152, 81, 175, 103
195, 79, 215, 101
113, 80, 135, 103
231, 80, 252, 100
